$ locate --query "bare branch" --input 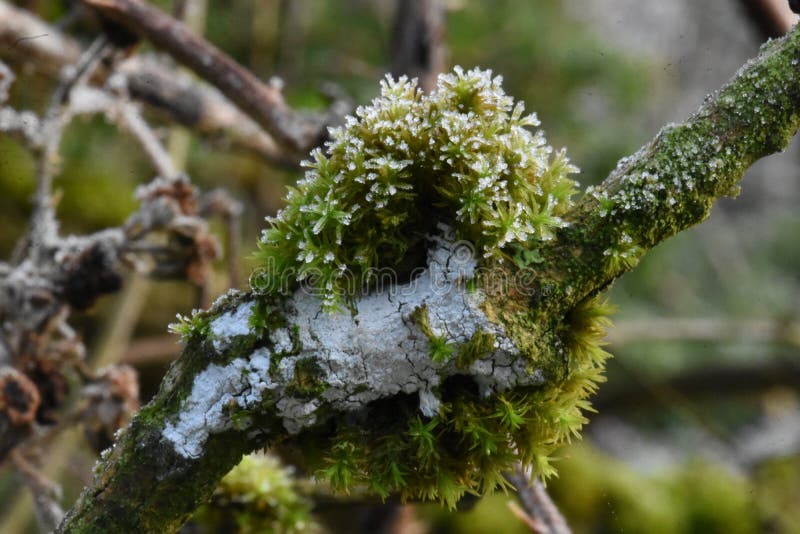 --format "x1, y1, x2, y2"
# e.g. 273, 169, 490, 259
0, 2, 82, 78
79, 0, 335, 153
0, 1, 299, 166
506, 465, 571, 534
117, 56, 296, 167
